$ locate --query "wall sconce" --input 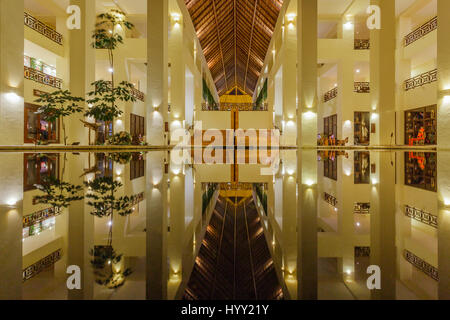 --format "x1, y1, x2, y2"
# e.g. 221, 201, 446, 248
5, 92, 21, 104
171, 13, 181, 24
286, 13, 296, 28
344, 21, 353, 30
